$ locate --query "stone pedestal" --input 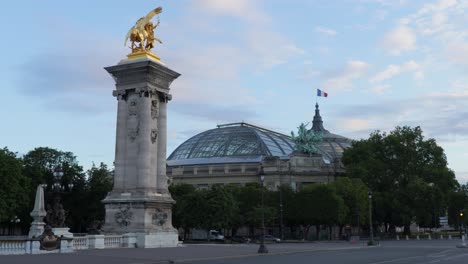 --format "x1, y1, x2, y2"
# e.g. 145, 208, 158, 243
51, 228, 73, 238
29, 185, 47, 238
88, 235, 105, 249
102, 58, 180, 248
